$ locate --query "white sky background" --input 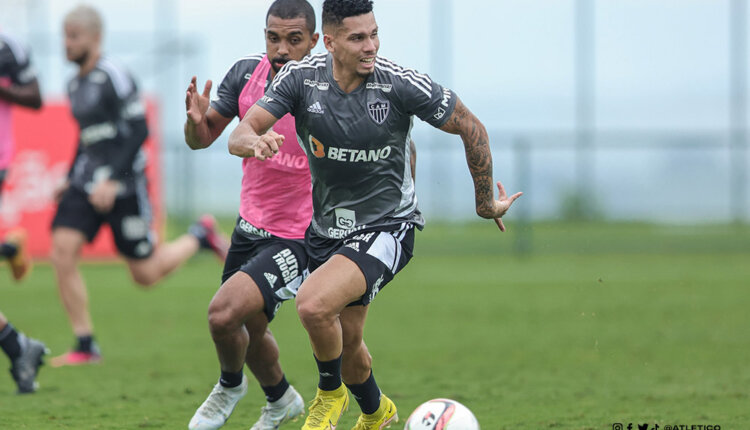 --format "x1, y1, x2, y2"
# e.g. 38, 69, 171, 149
1, 0, 746, 221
